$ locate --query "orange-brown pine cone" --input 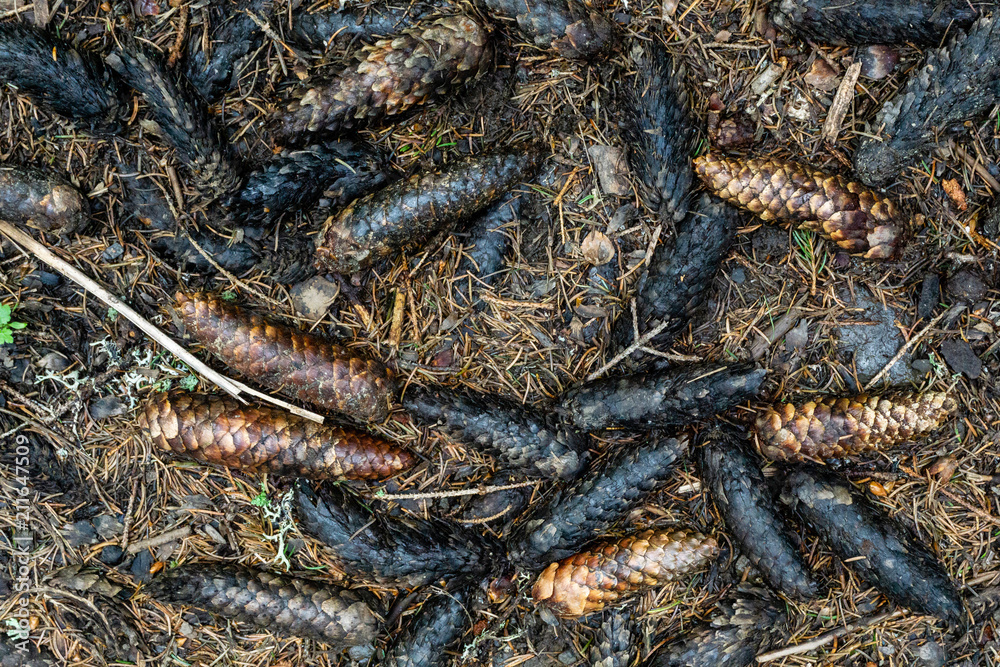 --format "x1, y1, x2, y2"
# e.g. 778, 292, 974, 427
139, 391, 414, 479
693, 154, 904, 259
175, 292, 396, 423
531, 528, 718, 618
754, 391, 957, 462
271, 15, 491, 143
